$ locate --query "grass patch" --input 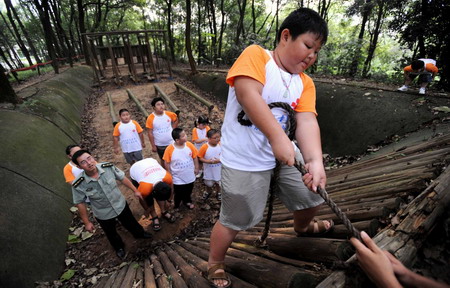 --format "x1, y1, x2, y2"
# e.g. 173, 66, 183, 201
10, 65, 54, 83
